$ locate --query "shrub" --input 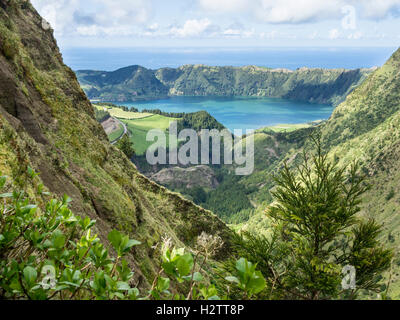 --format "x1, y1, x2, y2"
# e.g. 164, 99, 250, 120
2, 37, 19, 60
0, 169, 262, 300
386, 188, 395, 201
0, 170, 141, 300
116, 134, 135, 159
229, 136, 393, 300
